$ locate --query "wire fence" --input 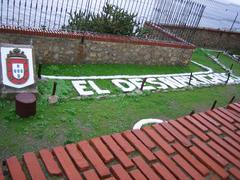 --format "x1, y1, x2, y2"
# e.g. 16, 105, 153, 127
0, 0, 206, 43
